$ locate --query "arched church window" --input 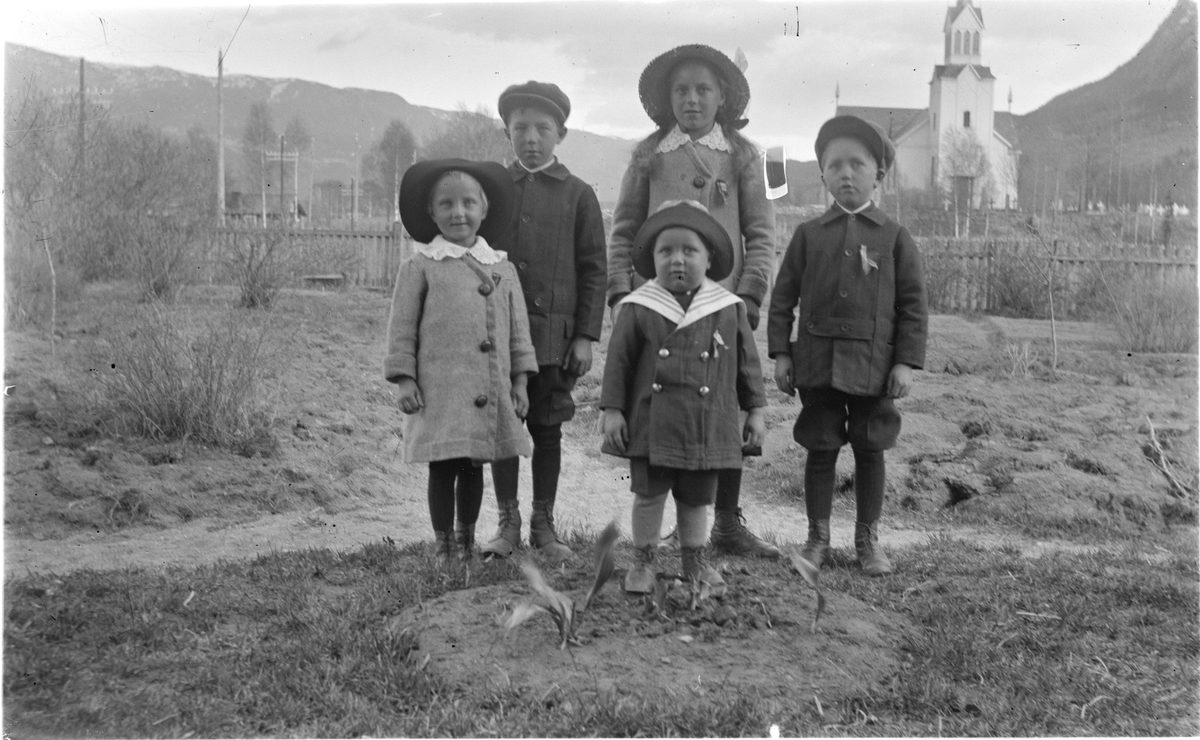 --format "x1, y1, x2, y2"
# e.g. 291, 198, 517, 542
954, 31, 961, 54
972, 31, 980, 55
